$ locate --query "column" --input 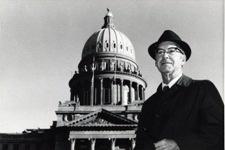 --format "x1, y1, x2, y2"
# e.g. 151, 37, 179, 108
116, 81, 120, 104
100, 79, 103, 105
70, 139, 76, 150
90, 139, 96, 150
120, 79, 124, 105
131, 139, 135, 150
143, 88, 145, 100
90, 80, 94, 106
136, 84, 139, 100
111, 138, 116, 150
129, 81, 132, 104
